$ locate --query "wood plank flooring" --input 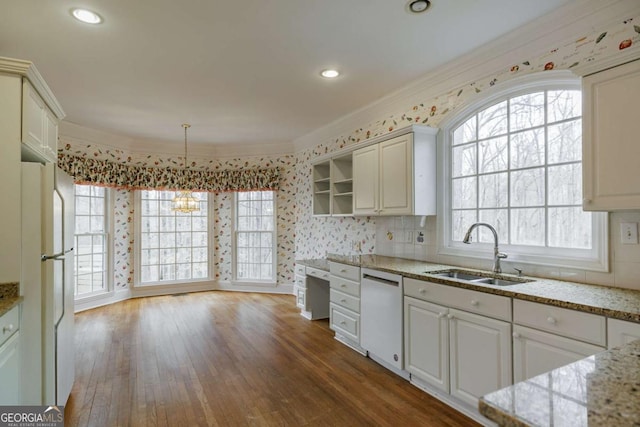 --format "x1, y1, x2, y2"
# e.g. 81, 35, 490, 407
65, 291, 478, 426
